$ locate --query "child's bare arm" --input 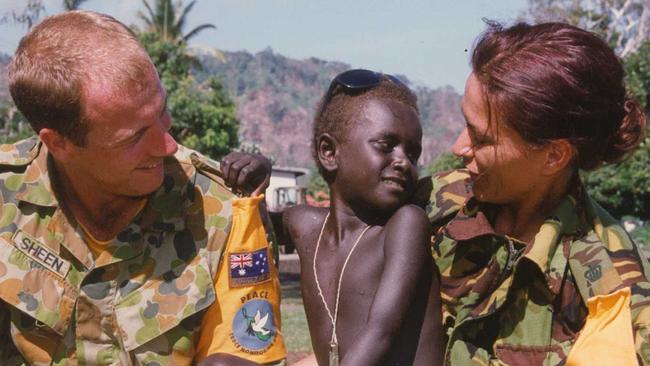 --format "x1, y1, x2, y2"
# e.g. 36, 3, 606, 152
340, 204, 437, 366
